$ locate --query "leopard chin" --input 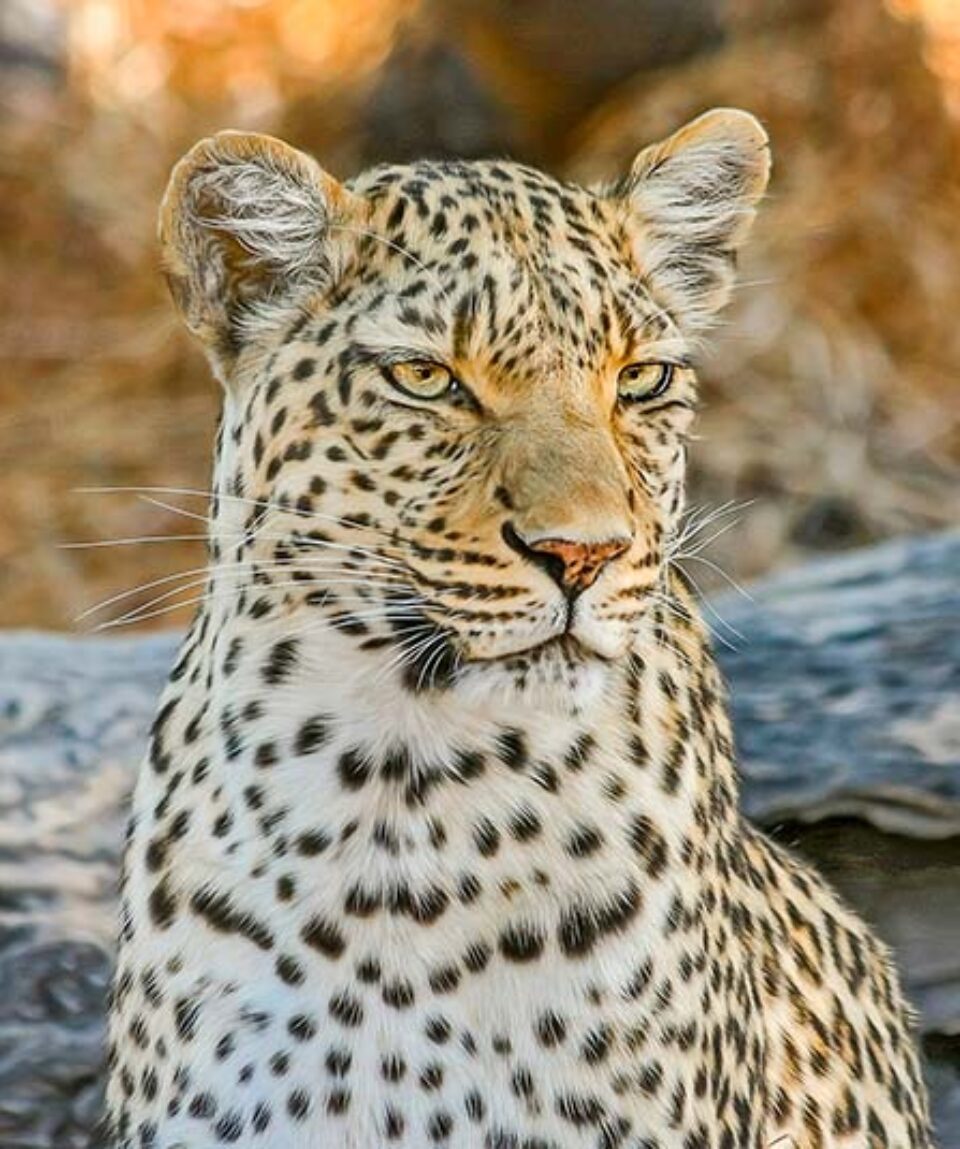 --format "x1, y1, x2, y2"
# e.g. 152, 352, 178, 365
453, 637, 614, 715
